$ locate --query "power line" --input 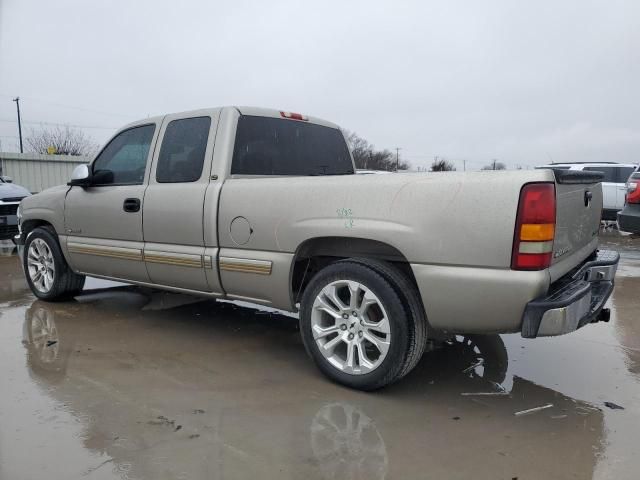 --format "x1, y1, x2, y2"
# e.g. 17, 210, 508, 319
0, 118, 117, 130
0, 93, 132, 119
